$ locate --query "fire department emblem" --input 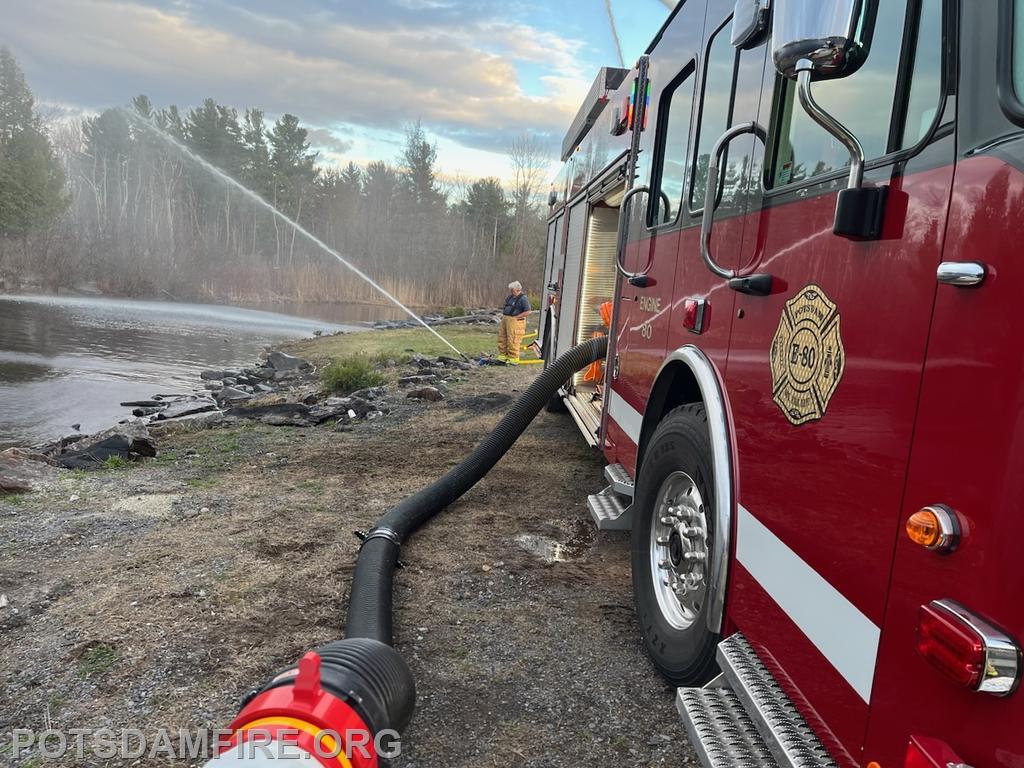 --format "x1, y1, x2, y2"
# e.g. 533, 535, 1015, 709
770, 284, 845, 426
